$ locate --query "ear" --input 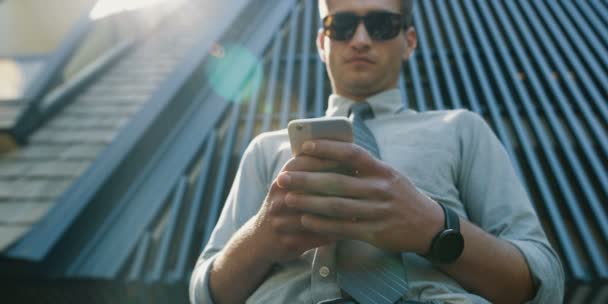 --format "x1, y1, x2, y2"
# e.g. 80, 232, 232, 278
402, 27, 417, 61
316, 28, 327, 63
